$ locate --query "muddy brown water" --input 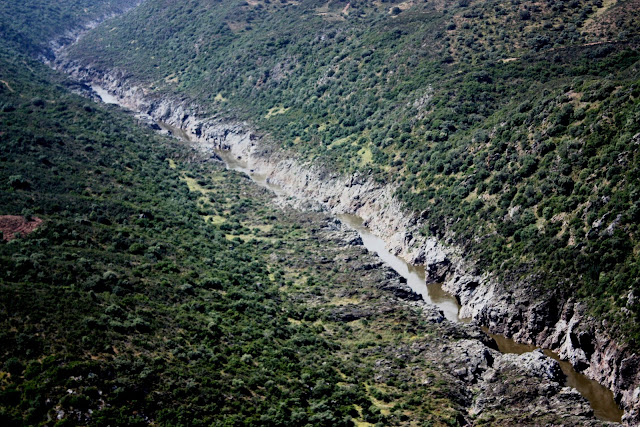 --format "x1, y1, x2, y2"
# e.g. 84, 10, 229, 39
212, 148, 287, 197
337, 214, 463, 323
160, 119, 464, 322
206, 150, 625, 424
485, 329, 623, 422
92, 85, 623, 423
